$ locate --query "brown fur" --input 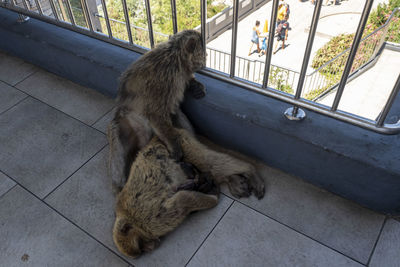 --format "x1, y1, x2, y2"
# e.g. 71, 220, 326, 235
113, 129, 265, 258
108, 30, 206, 193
